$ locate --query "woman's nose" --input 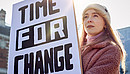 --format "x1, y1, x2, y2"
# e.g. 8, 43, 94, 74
87, 17, 93, 23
